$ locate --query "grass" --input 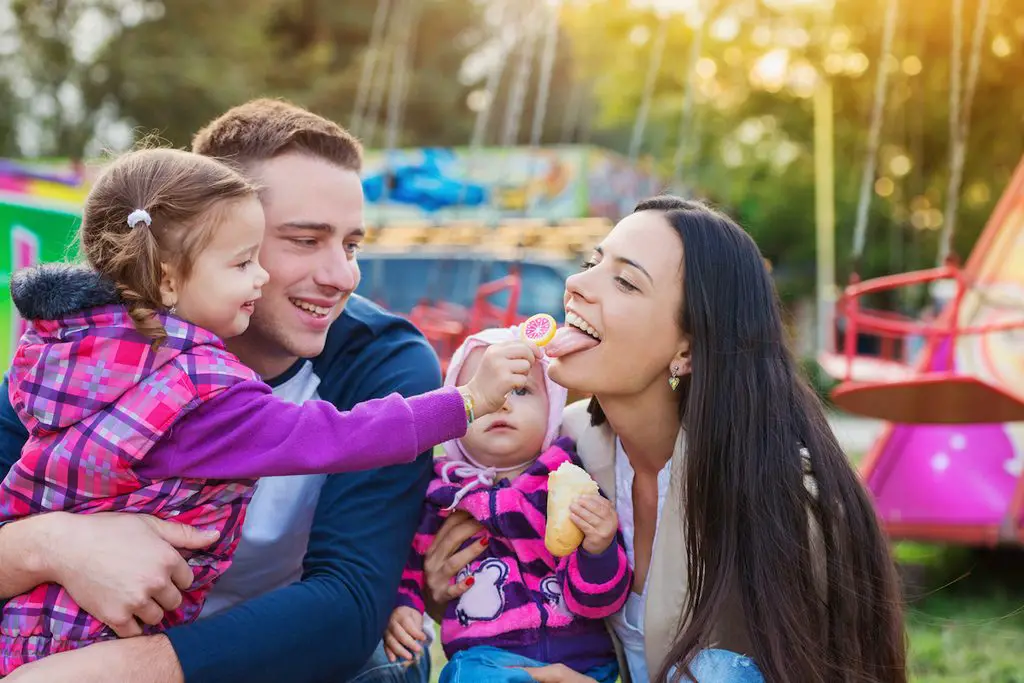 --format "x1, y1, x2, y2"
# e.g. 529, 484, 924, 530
428, 633, 444, 683
423, 450, 1024, 681
426, 546, 1024, 682
900, 543, 1024, 682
